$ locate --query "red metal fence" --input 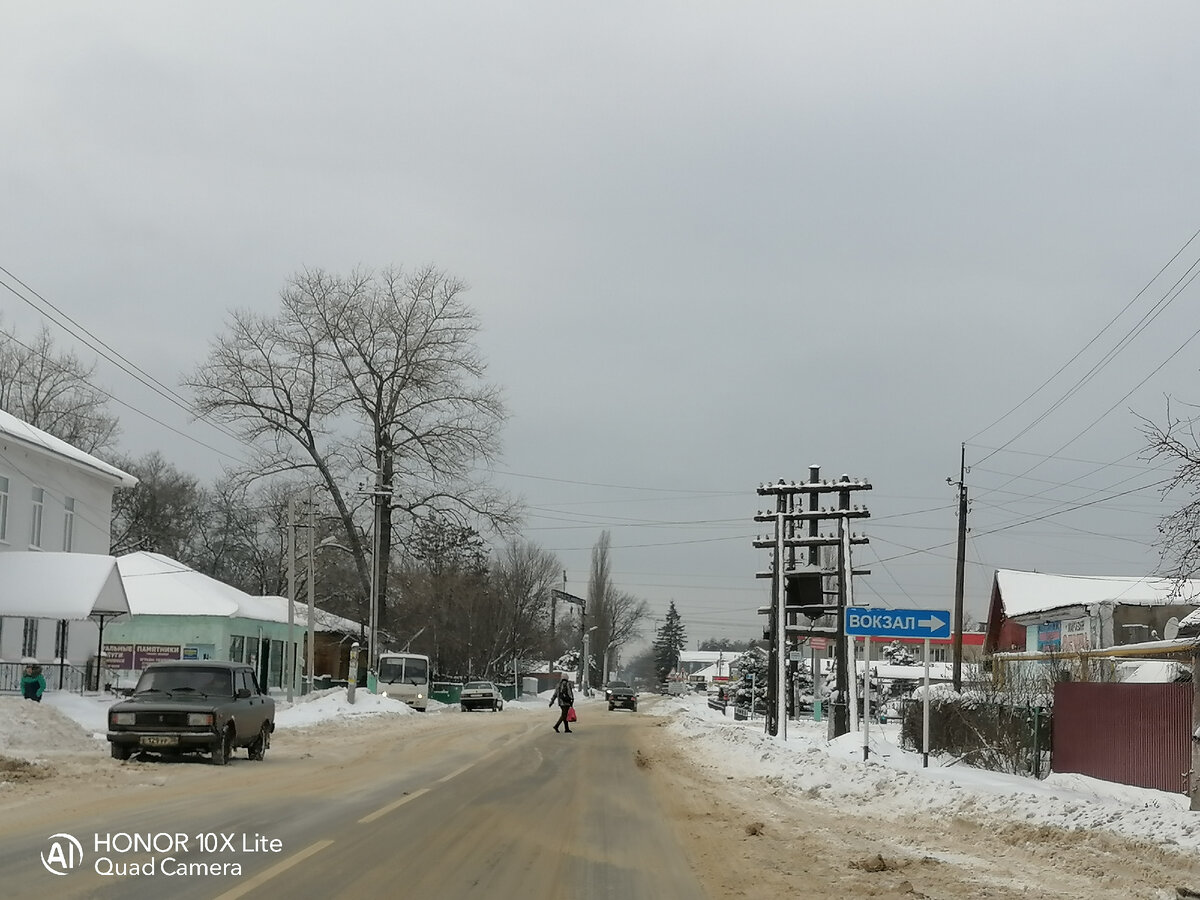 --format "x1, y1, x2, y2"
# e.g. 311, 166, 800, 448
1052, 682, 1192, 794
